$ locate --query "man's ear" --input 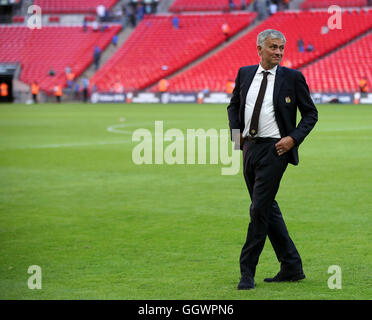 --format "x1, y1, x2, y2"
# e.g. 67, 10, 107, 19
257, 45, 262, 57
